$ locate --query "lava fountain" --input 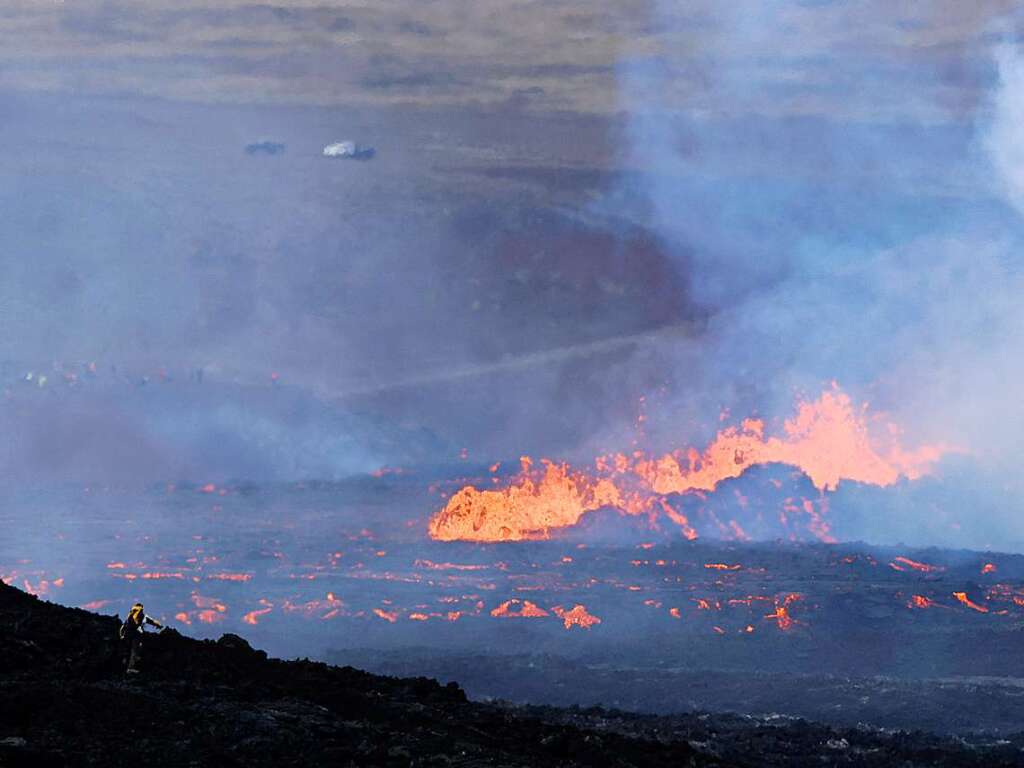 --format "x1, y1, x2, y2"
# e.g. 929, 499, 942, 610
428, 385, 950, 543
